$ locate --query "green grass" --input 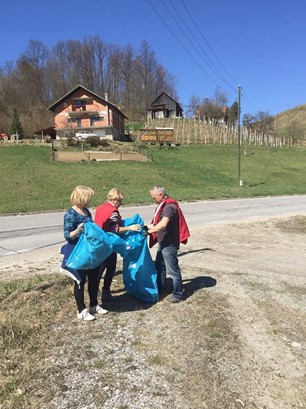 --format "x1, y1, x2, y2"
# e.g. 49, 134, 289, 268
1, 144, 306, 214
